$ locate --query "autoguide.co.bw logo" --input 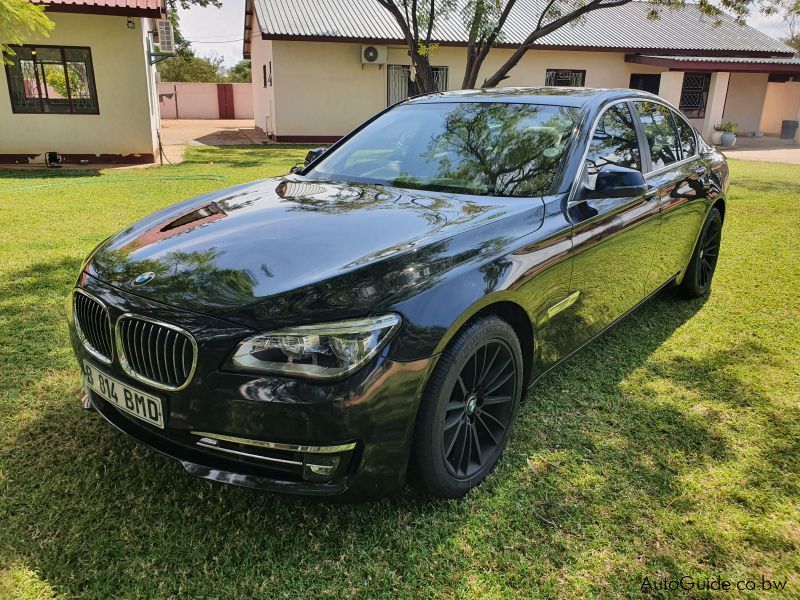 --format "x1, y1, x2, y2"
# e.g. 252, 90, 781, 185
641, 575, 787, 593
